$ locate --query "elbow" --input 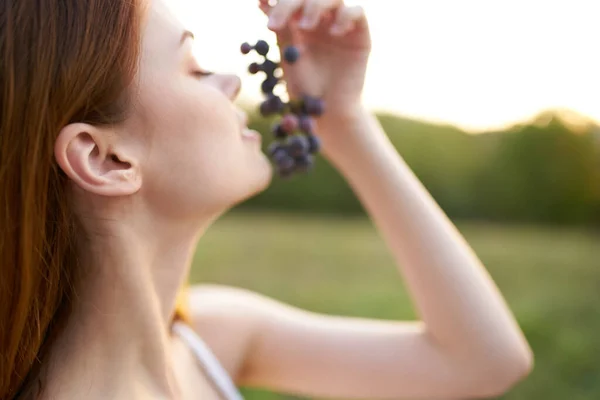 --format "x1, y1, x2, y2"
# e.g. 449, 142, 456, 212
490, 353, 533, 396
470, 347, 534, 398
